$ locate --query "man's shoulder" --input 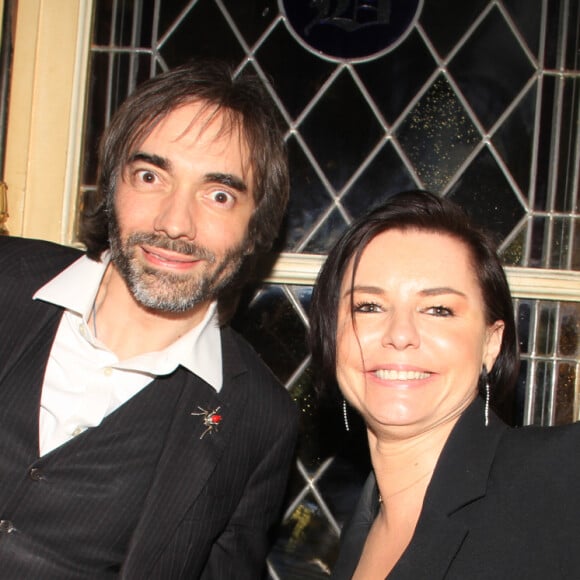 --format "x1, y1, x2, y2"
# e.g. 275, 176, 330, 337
0, 236, 83, 288
0, 236, 83, 277
0, 235, 82, 256
220, 325, 299, 443
221, 326, 297, 408
221, 325, 280, 382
